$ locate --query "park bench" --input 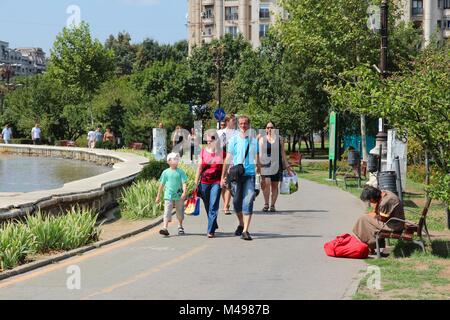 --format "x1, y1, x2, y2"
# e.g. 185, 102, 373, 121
374, 197, 432, 258
129, 142, 144, 150
59, 140, 76, 147
288, 152, 302, 172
